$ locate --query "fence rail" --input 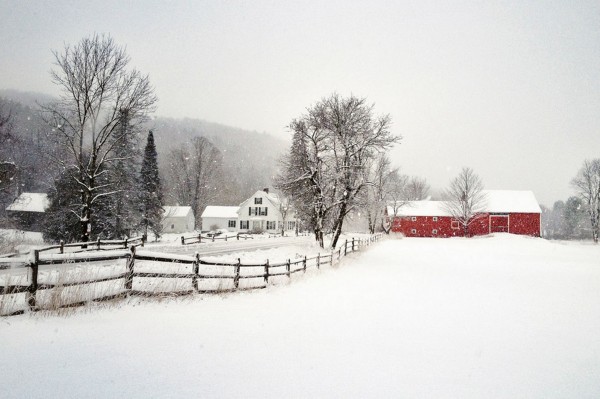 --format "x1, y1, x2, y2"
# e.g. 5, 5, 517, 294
0, 233, 384, 316
180, 232, 254, 245
38, 235, 146, 254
